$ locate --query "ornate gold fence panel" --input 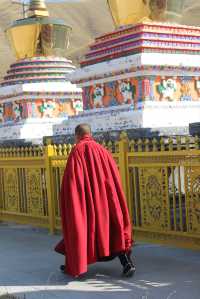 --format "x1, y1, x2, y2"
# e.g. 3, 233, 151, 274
0, 146, 49, 228
126, 137, 200, 250
185, 165, 200, 235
